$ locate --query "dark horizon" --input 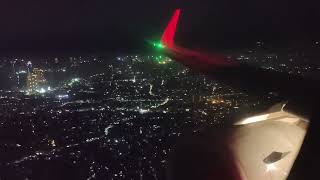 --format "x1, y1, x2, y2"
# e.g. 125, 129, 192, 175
0, 0, 319, 54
